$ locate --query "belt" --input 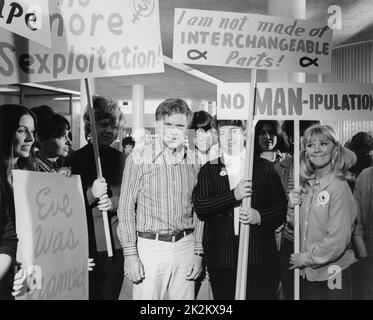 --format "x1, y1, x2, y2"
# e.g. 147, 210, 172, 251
137, 229, 194, 243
